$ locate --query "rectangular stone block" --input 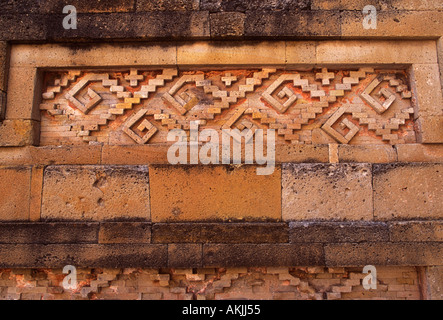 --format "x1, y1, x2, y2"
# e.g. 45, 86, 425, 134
390, 221, 443, 242
136, 0, 199, 11
101, 145, 169, 164
168, 244, 203, 268
149, 165, 281, 222
289, 222, 389, 243
0, 166, 31, 221
396, 144, 443, 162
325, 242, 443, 267
177, 41, 285, 65
282, 163, 373, 221
284, 41, 316, 65
341, 11, 443, 38
210, 12, 245, 38
0, 120, 40, 146
0, 147, 32, 165
41, 165, 150, 221
416, 115, 443, 144
0, 222, 99, 244
0, 244, 167, 268
10, 43, 177, 68
411, 64, 443, 117
98, 222, 151, 243
338, 144, 397, 163
245, 10, 340, 37
152, 223, 288, 243
373, 163, 443, 220
276, 144, 329, 163
5, 67, 41, 120
30, 145, 102, 165
316, 40, 437, 64
203, 244, 324, 267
